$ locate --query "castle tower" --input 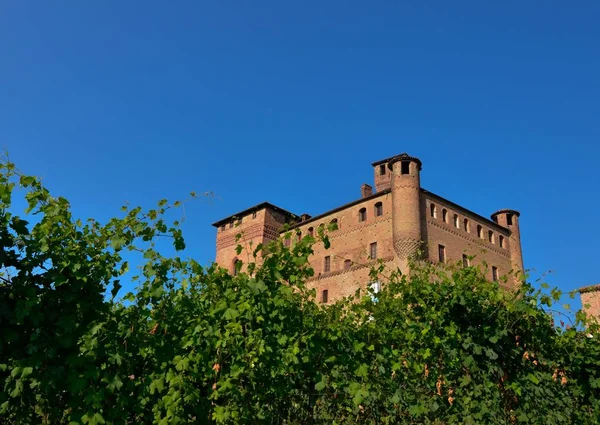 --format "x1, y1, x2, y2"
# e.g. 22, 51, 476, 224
491, 209, 524, 277
388, 153, 423, 273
